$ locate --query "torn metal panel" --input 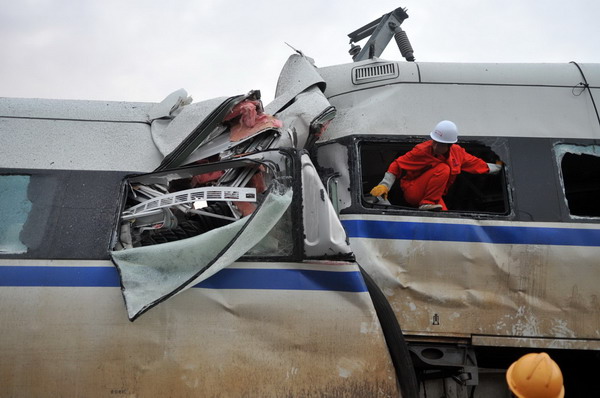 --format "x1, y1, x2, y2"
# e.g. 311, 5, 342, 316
153, 91, 285, 171
152, 95, 234, 163
273, 85, 336, 150
148, 55, 335, 174
300, 154, 352, 258
147, 88, 192, 121
111, 146, 360, 317
265, 53, 326, 116
313, 141, 353, 211
109, 53, 347, 317
263, 54, 336, 151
